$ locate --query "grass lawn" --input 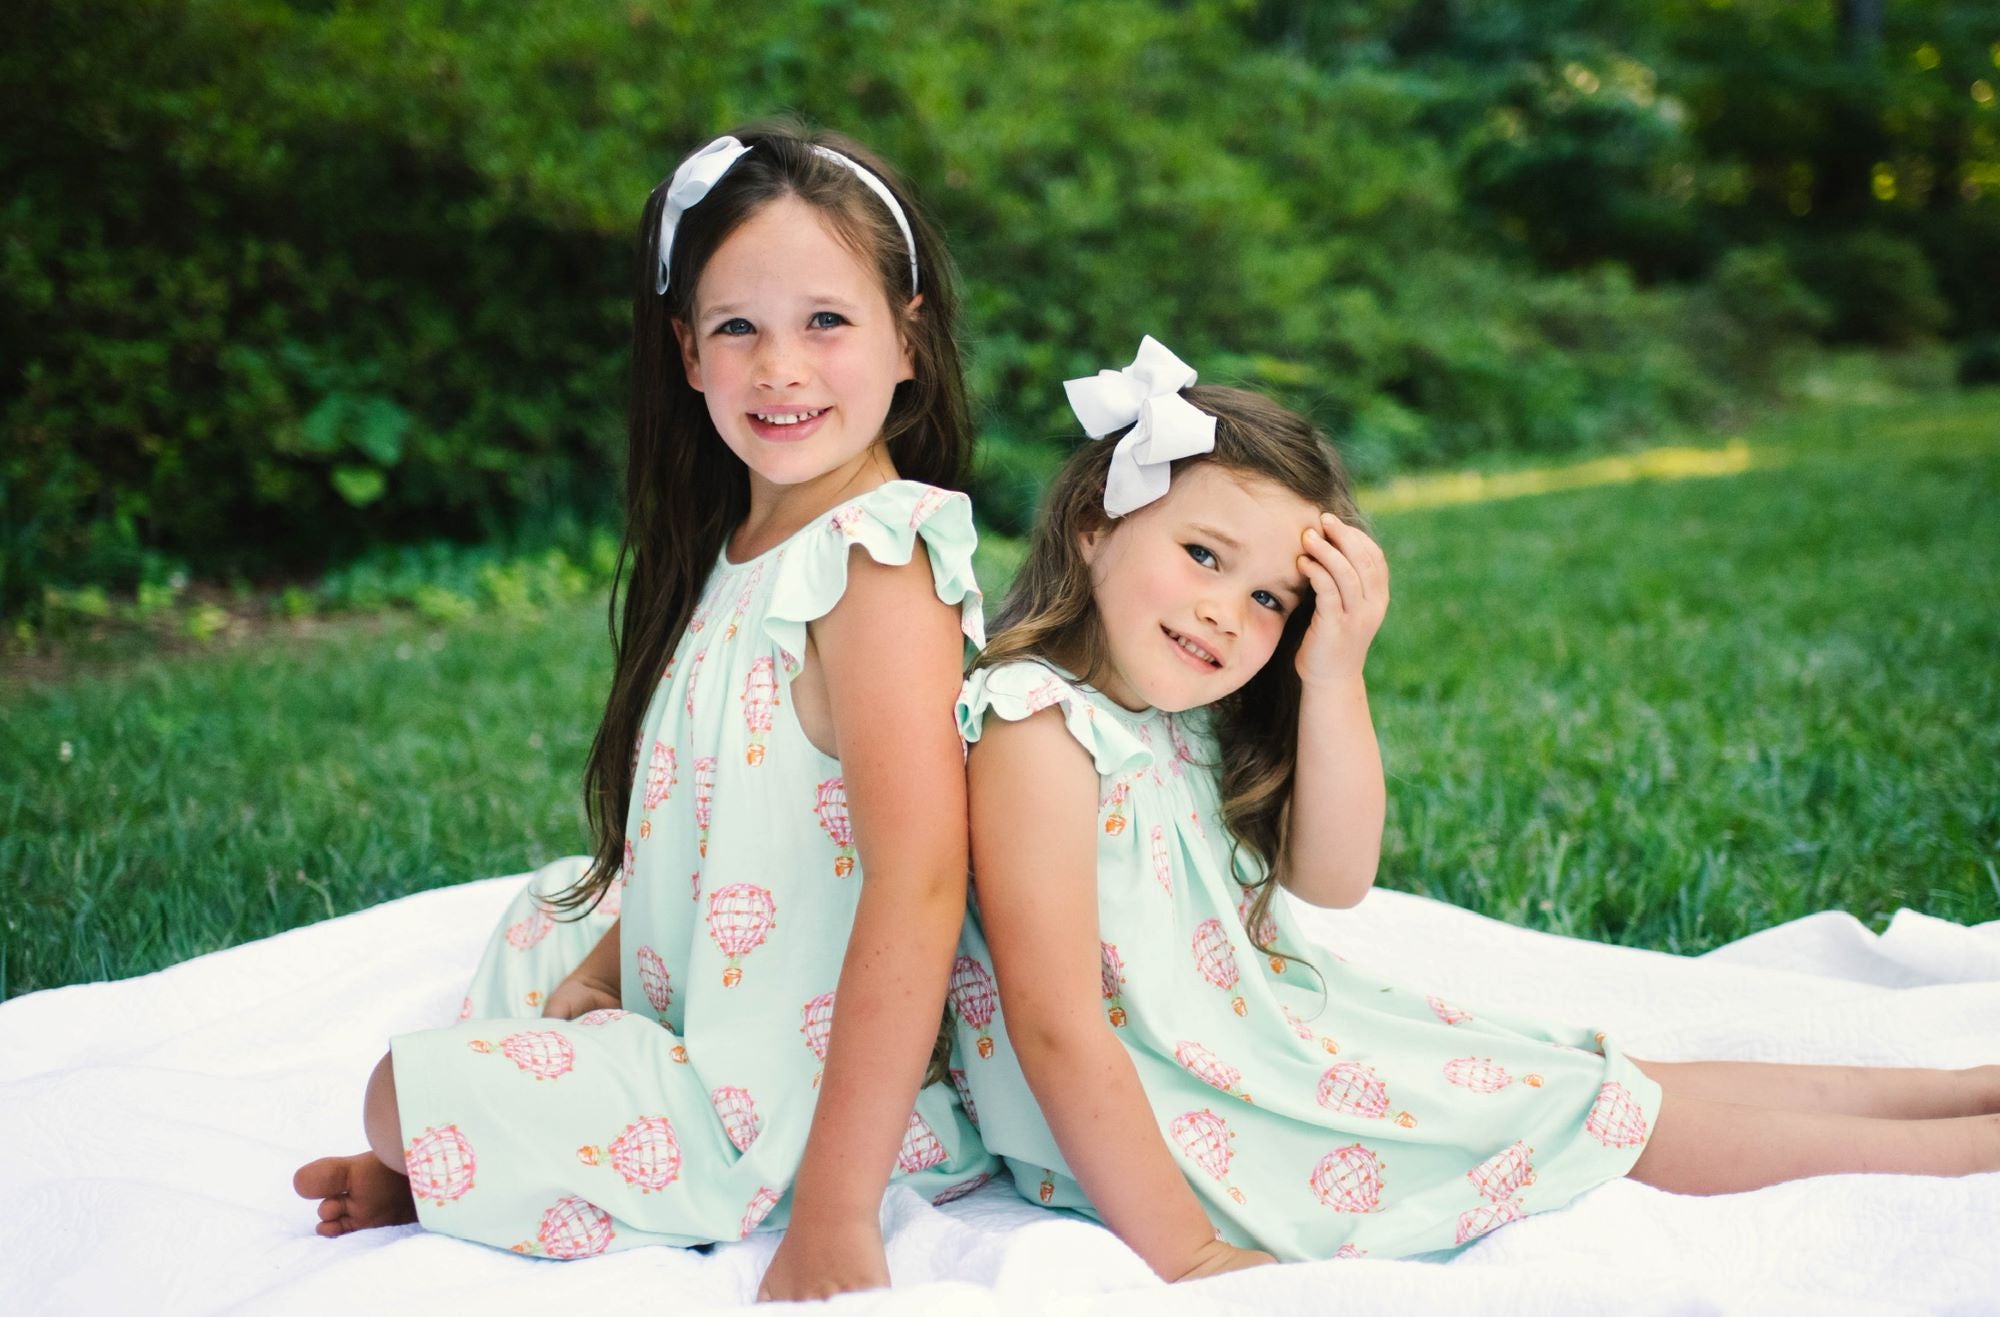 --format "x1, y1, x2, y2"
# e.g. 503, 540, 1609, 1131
4, 392, 1996, 997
